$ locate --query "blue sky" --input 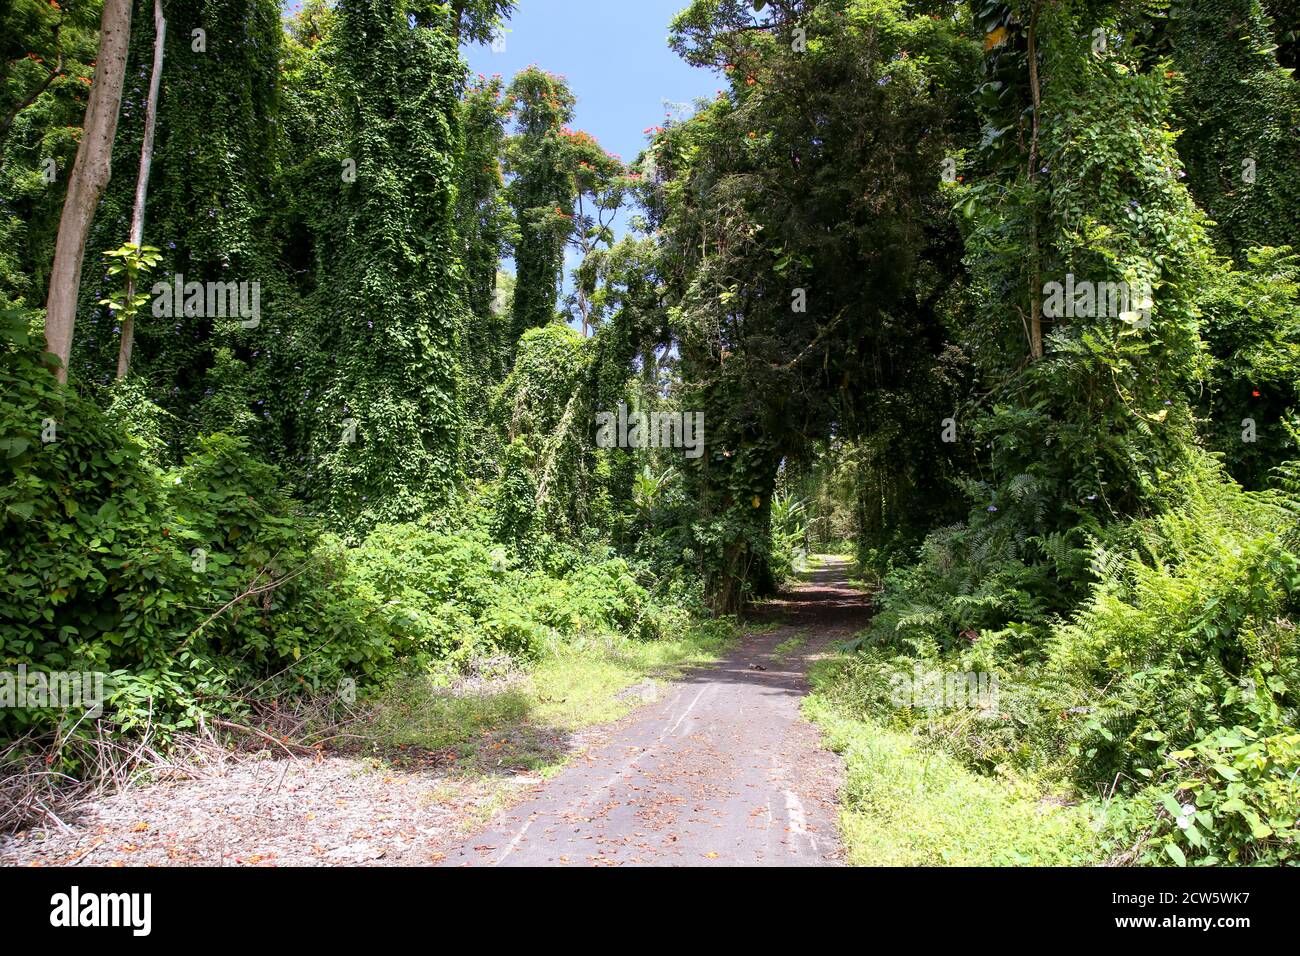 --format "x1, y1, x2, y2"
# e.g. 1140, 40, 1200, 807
464, 0, 717, 173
